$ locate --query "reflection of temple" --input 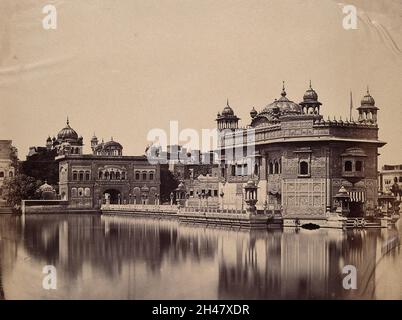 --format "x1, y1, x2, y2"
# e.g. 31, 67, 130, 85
0, 215, 400, 299
217, 228, 382, 299
17, 215, 217, 282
